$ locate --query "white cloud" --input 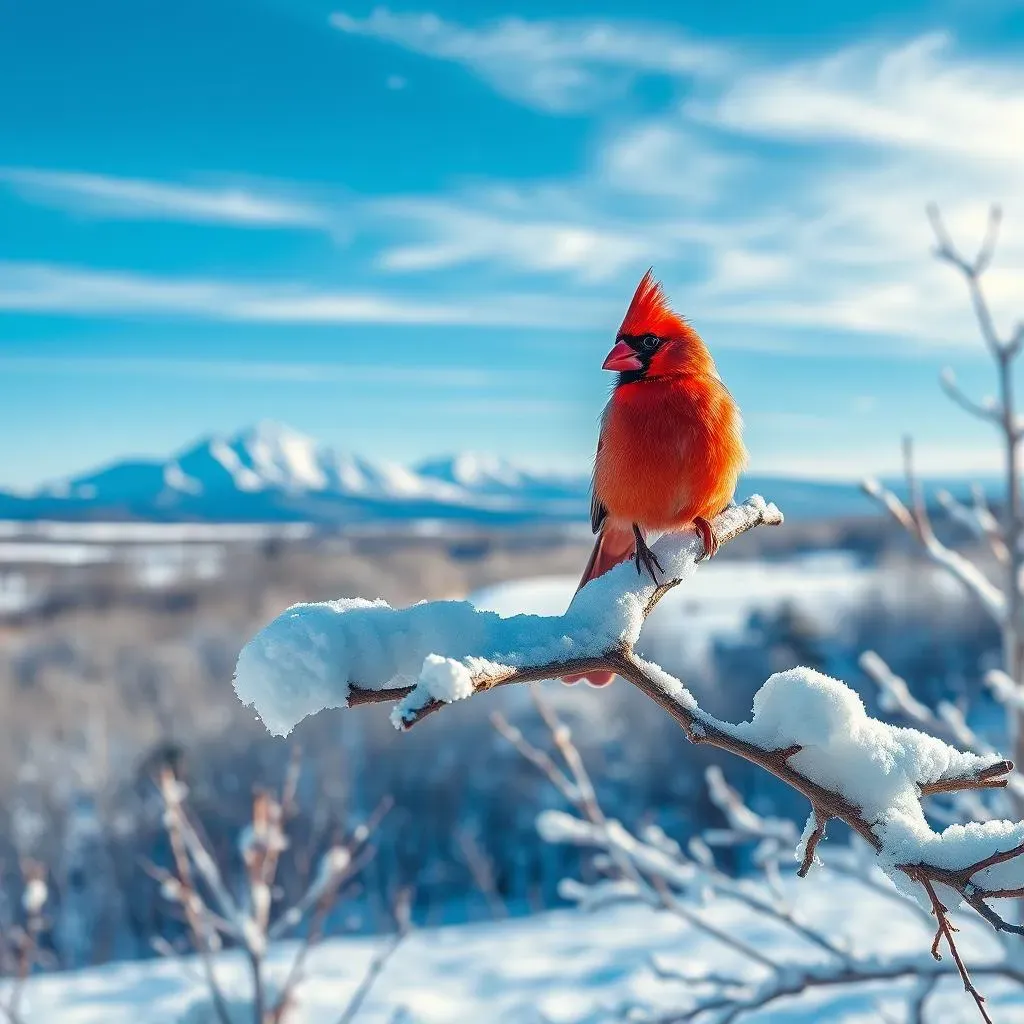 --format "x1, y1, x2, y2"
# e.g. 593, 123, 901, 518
600, 123, 740, 201
0, 356, 494, 387
374, 191, 655, 281
0, 261, 610, 329
692, 32, 1024, 163
330, 8, 726, 112
754, 442, 1004, 481
677, 34, 1024, 346
343, 14, 1024, 349
7, 16, 1023, 357
0, 168, 330, 229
